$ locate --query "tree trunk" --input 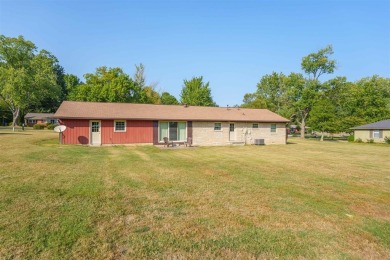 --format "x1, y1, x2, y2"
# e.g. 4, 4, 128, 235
12, 107, 20, 132
320, 132, 324, 141
300, 116, 306, 138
